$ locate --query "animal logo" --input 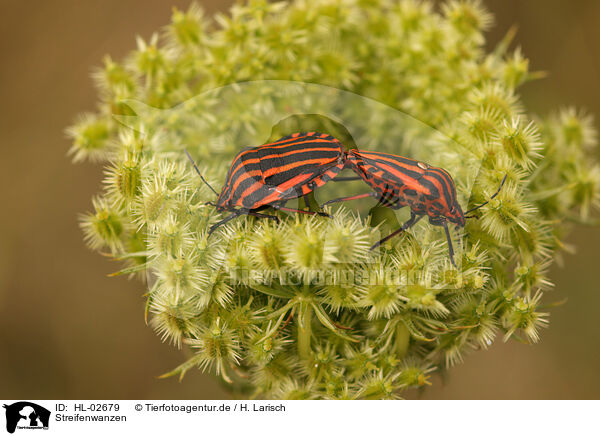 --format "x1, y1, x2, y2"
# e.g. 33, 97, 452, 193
3, 402, 50, 434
